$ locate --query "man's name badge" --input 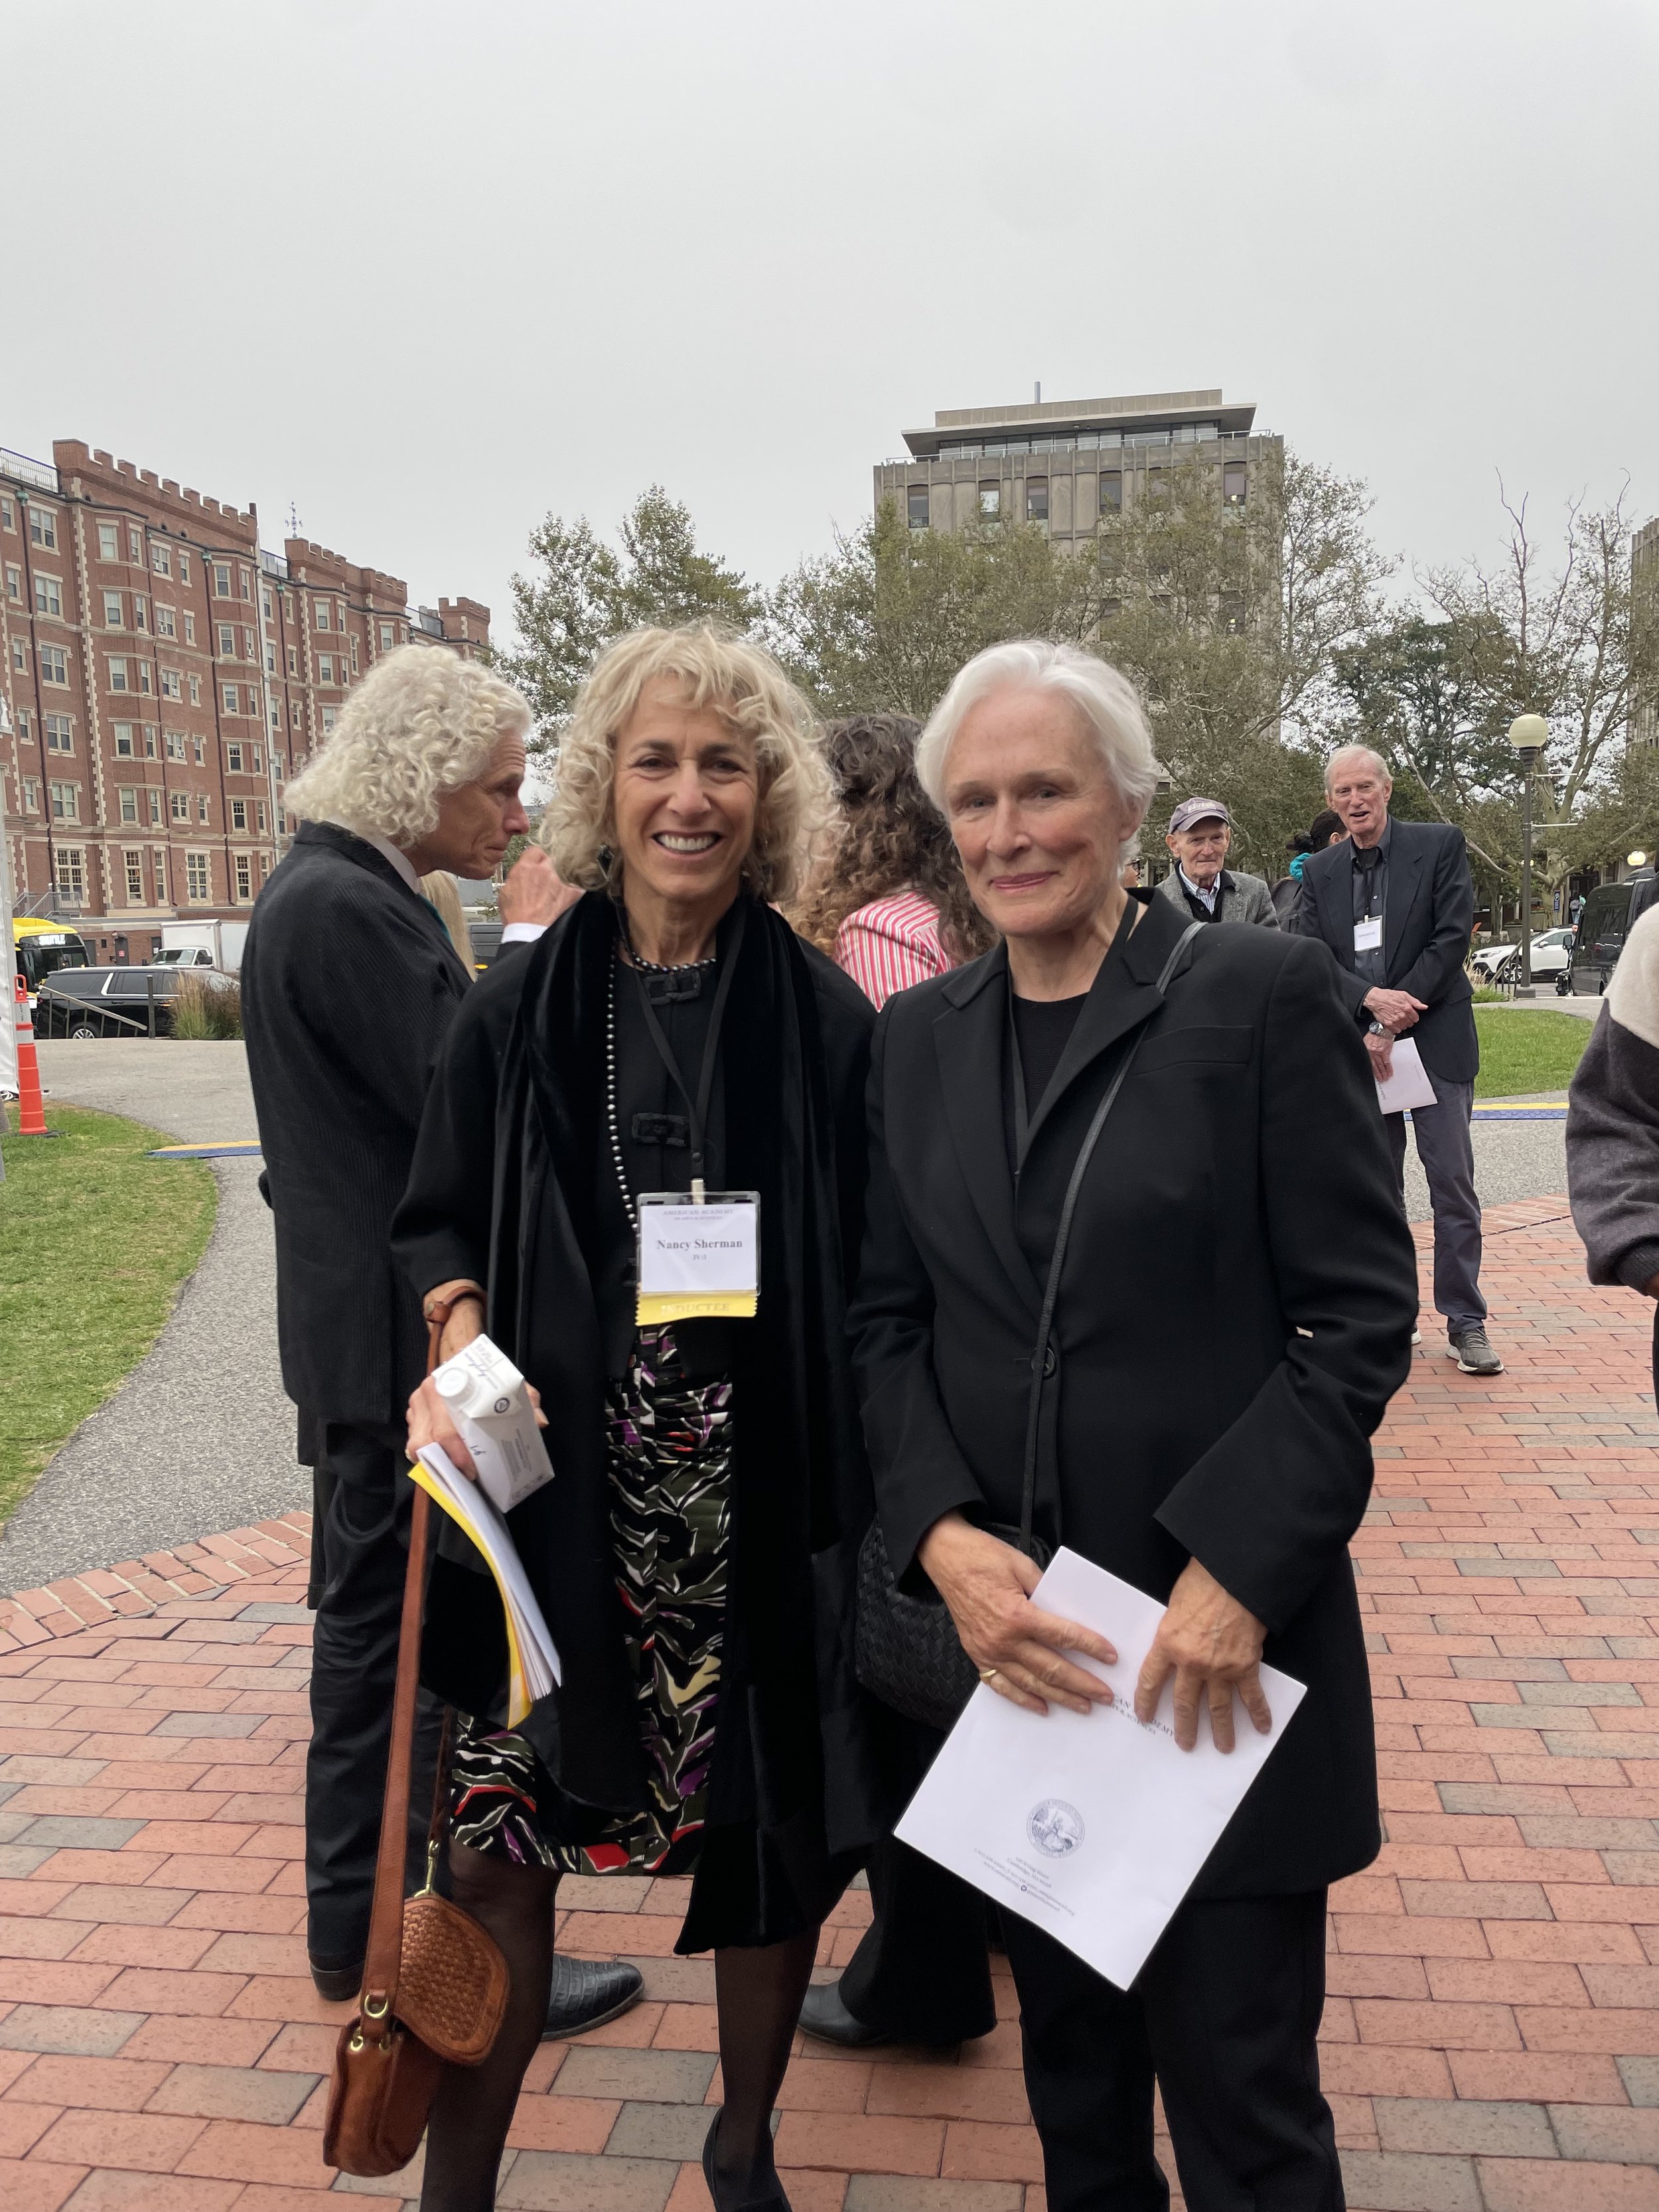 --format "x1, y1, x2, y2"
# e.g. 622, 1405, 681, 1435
1353, 915, 1384, 952
636, 1192, 760, 1325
